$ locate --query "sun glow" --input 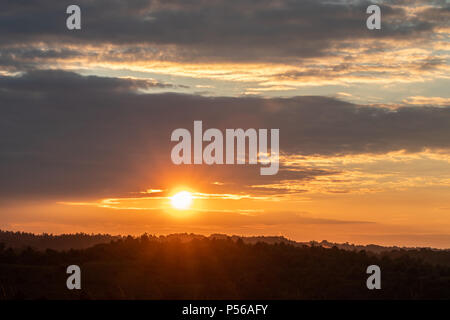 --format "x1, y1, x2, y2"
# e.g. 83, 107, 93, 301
170, 191, 193, 210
